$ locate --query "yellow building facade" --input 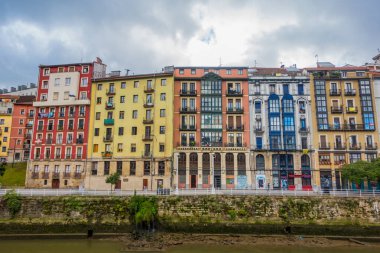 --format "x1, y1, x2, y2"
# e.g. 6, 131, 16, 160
0, 95, 18, 162
85, 72, 174, 190
309, 67, 379, 190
